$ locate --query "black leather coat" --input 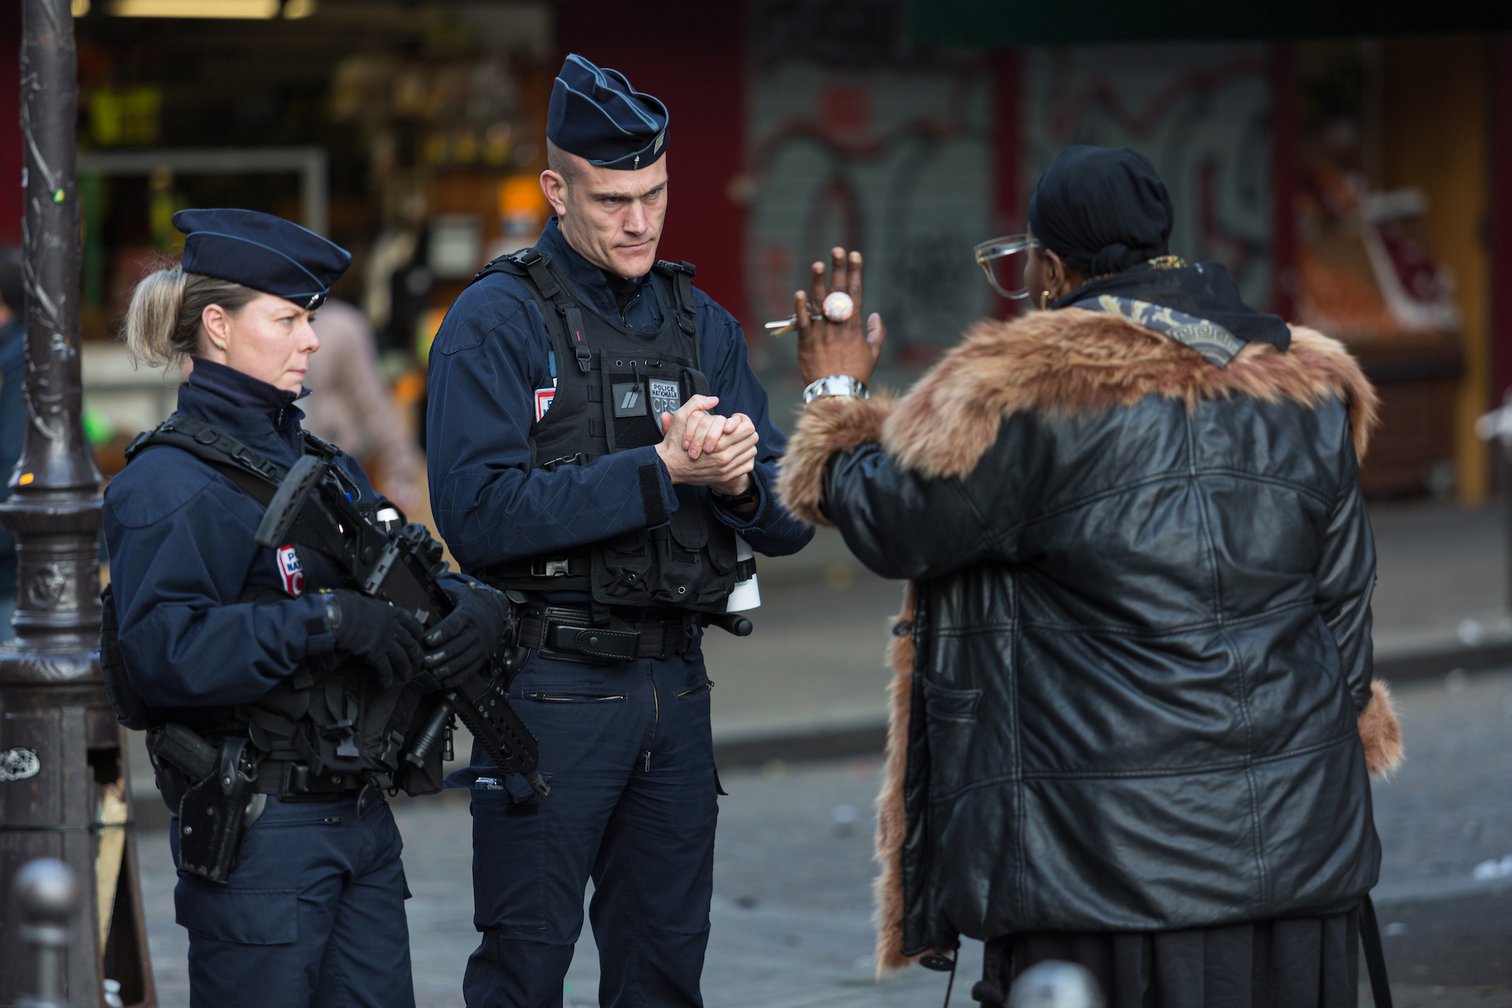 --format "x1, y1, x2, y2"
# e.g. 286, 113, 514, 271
779, 306, 1398, 966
